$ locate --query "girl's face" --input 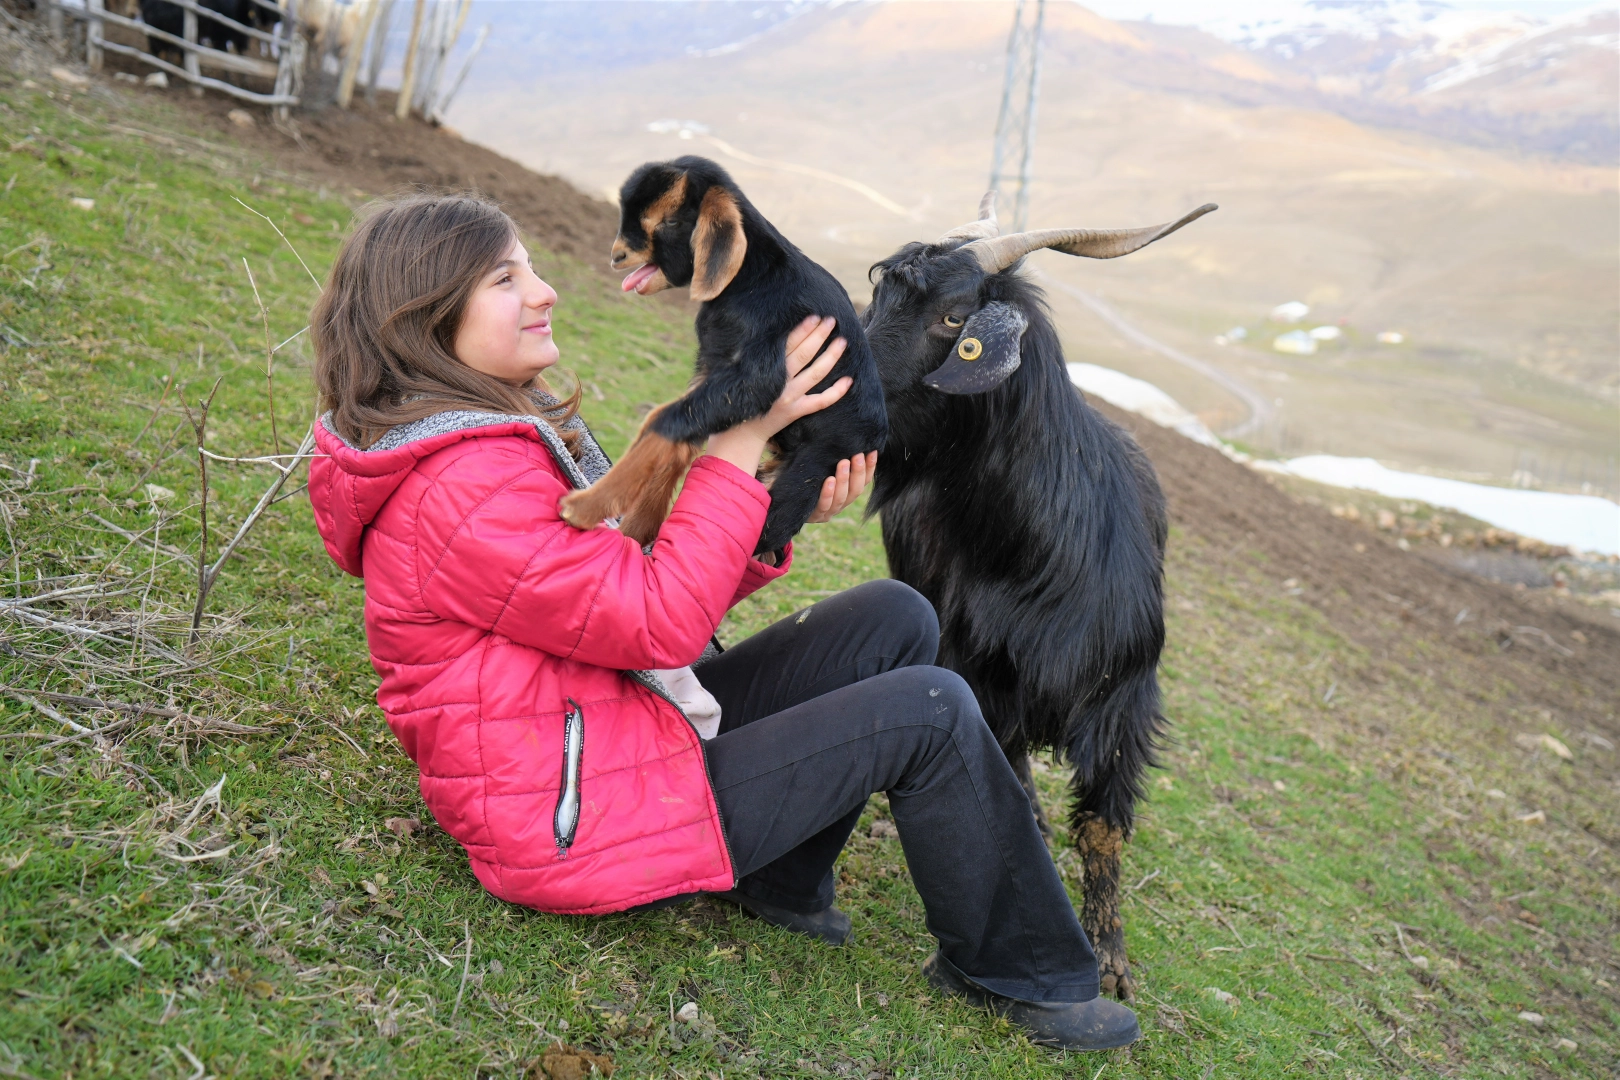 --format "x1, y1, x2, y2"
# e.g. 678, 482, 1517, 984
453, 236, 560, 385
